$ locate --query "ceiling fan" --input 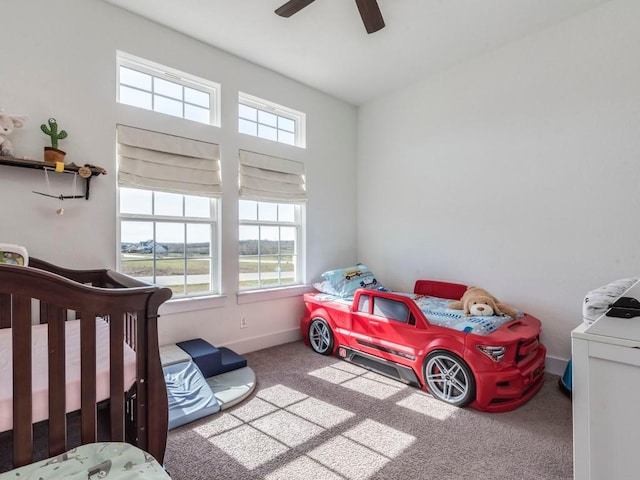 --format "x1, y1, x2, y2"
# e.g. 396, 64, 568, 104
275, 0, 385, 34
